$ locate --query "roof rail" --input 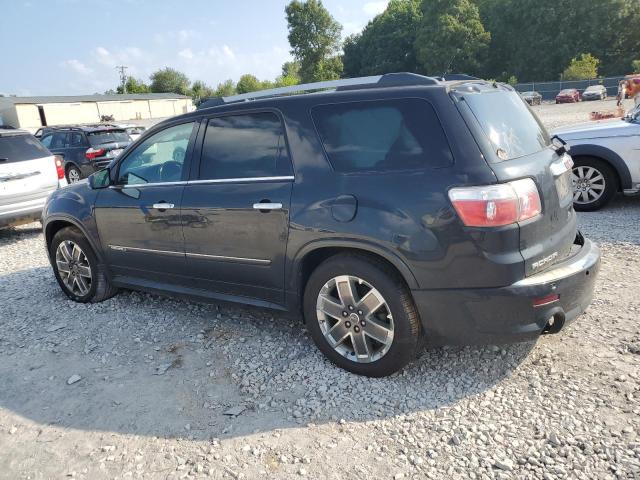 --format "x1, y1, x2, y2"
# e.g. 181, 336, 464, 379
198, 73, 441, 109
